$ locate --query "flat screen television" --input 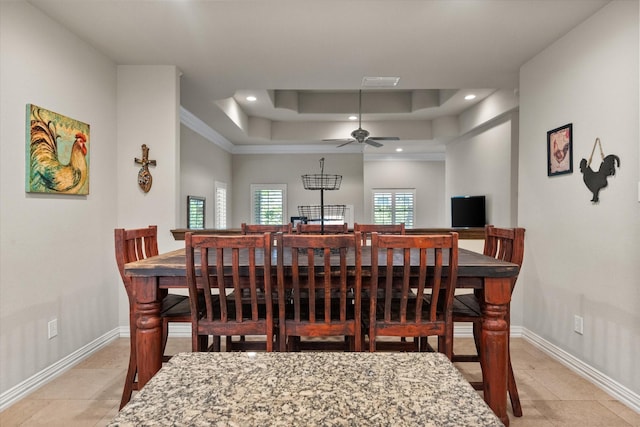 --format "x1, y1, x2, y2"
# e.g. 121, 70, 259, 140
451, 195, 486, 228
